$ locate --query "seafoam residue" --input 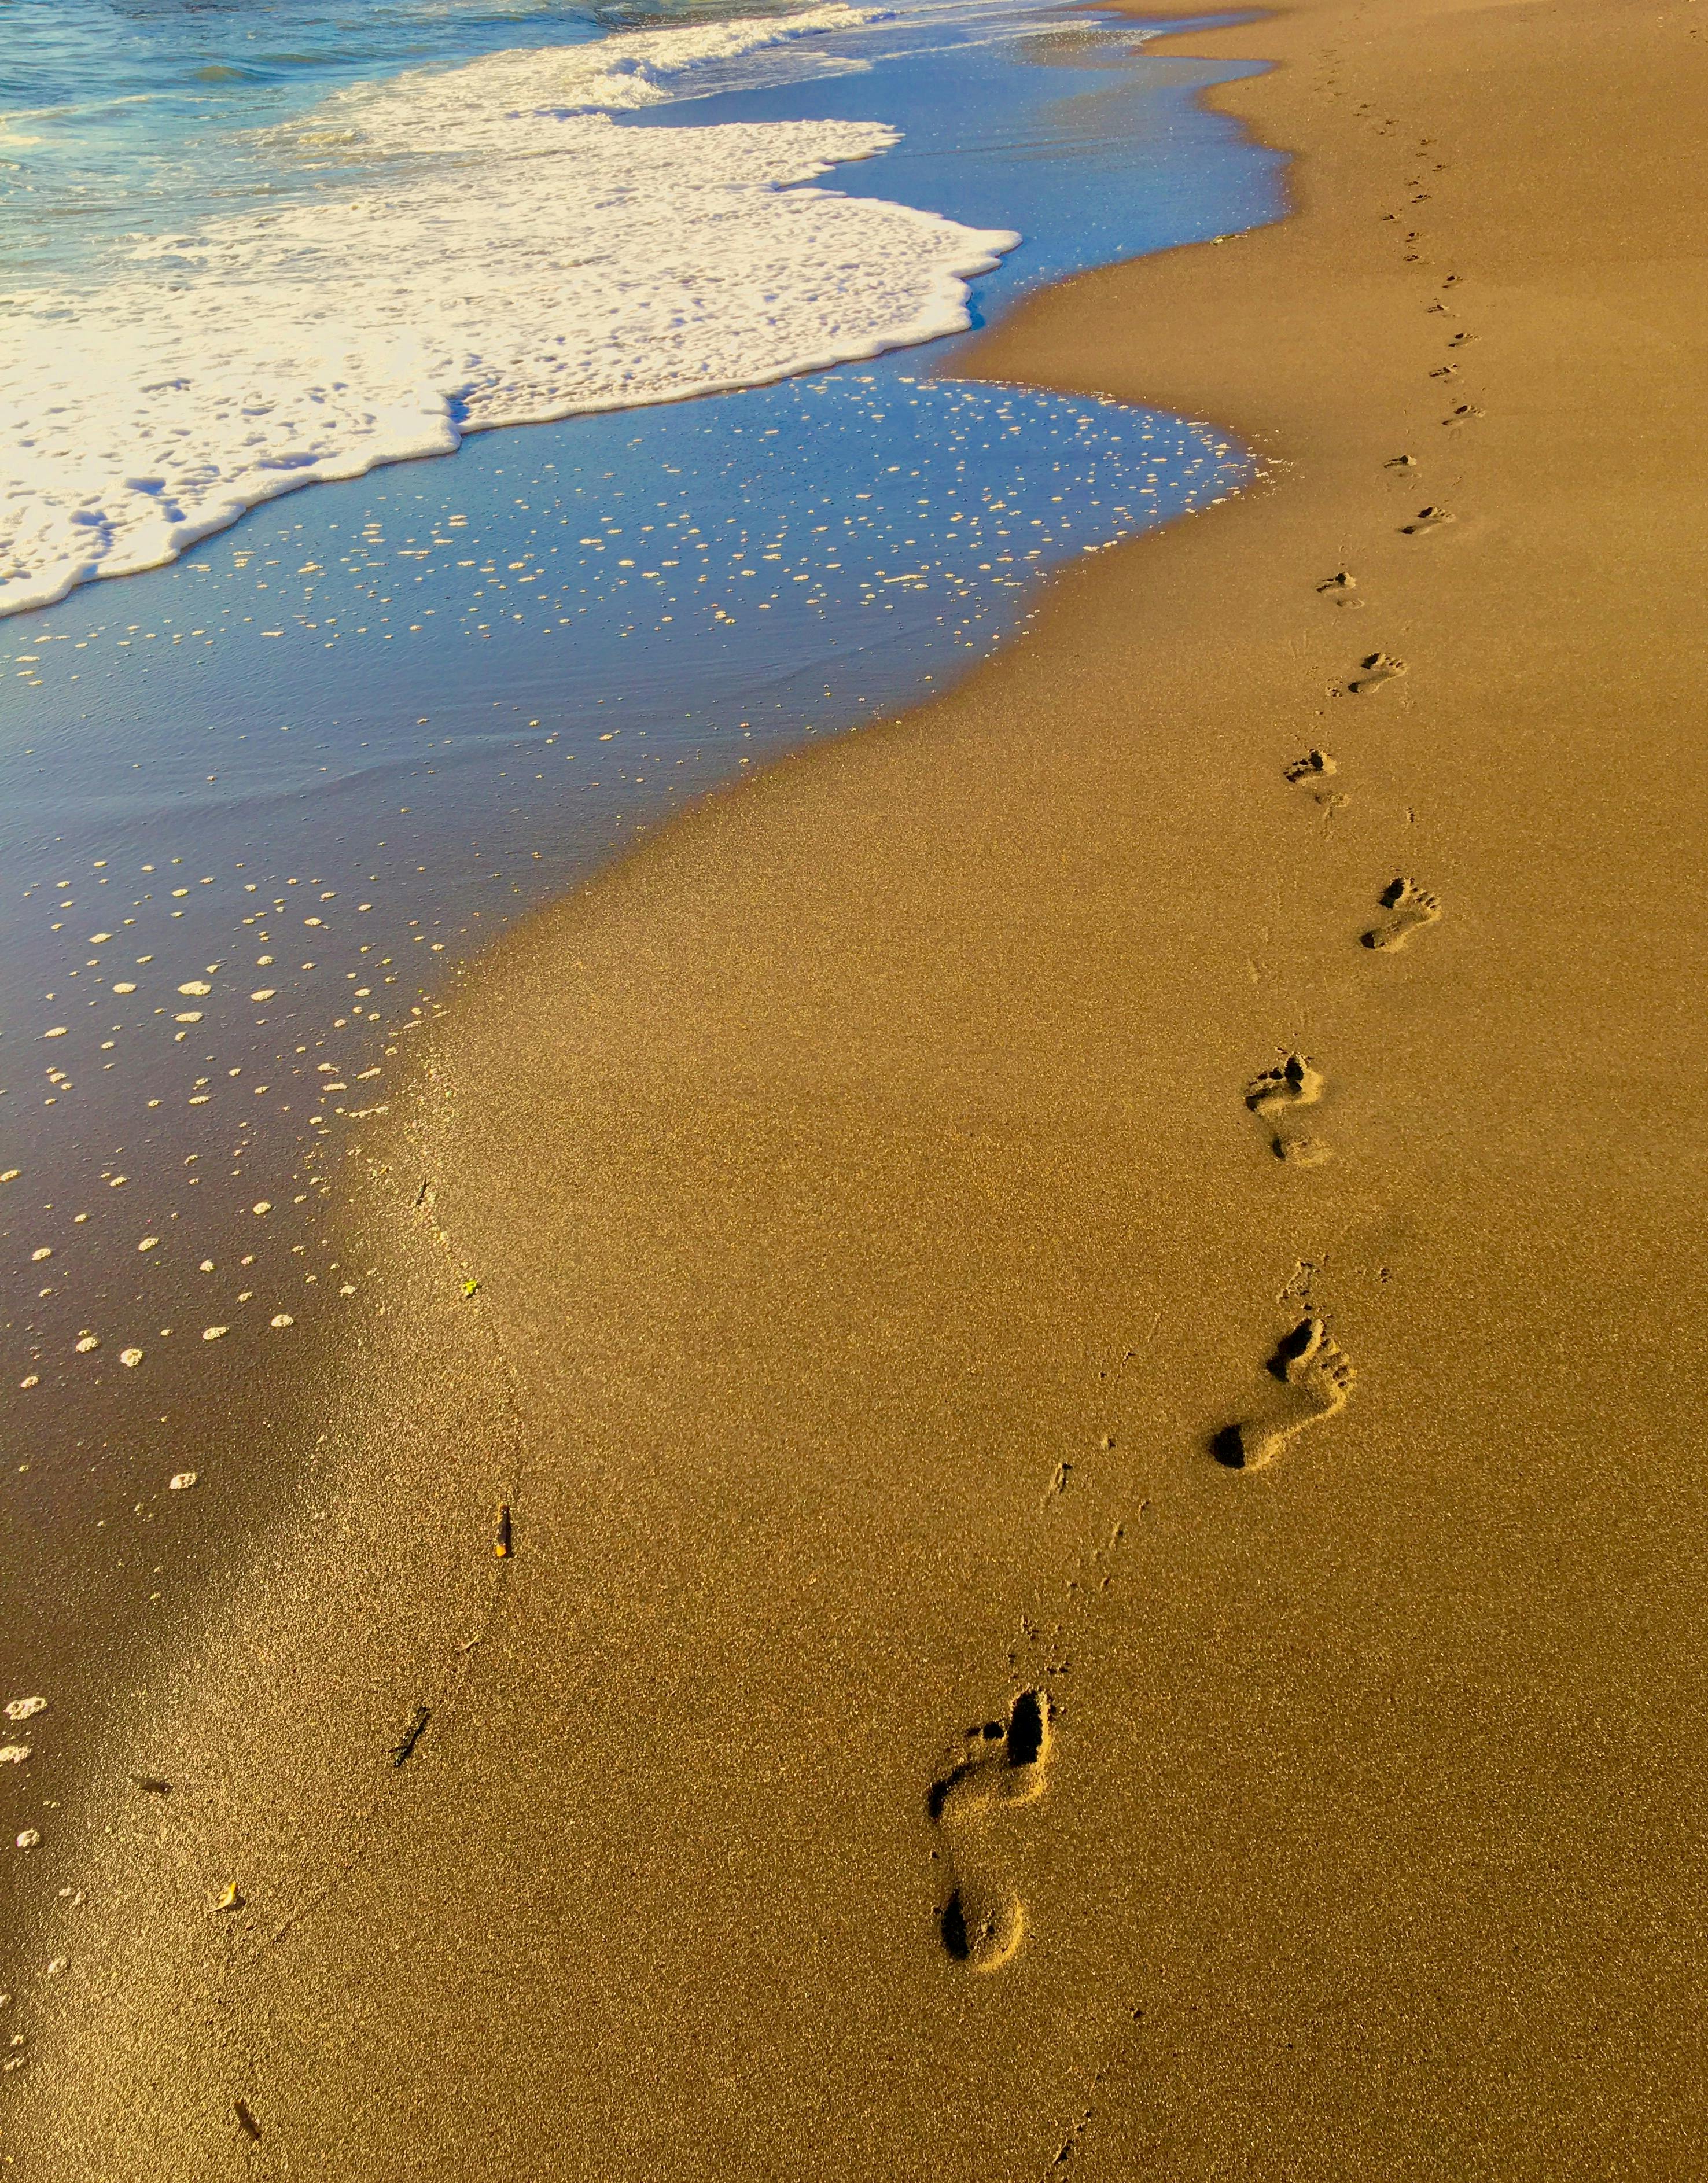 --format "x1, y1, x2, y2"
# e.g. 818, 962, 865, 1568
0, 6, 1018, 617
